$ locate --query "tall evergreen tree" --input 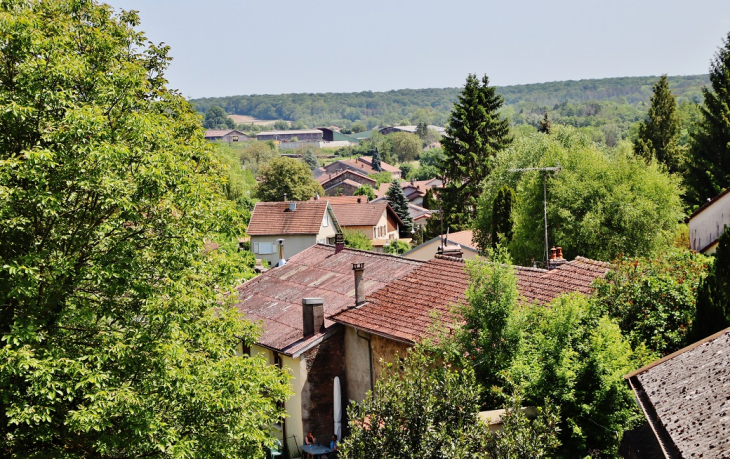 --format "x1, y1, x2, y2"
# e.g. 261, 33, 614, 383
439, 74, 511, 231
691, 226, 730, 340
371, 146, 383, 172
302, 146, 320, 170
634, 75, 683, 174
492, 185, 515, 249
386, 180, 414, 236
538, 112, 551, 134
687, 33, 730, 206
